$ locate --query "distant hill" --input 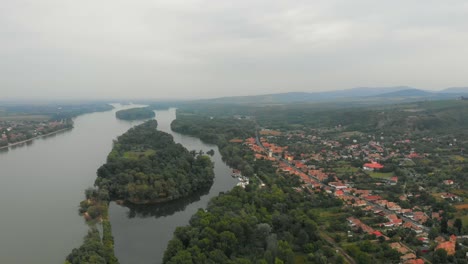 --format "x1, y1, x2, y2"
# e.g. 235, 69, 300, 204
441, 87, 468, 94
145, 86, 468, 107
369, 88, 435, 98
193, 86, 414, 104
